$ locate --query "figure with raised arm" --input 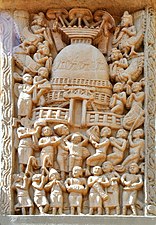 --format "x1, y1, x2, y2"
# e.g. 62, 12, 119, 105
64, 132, 90, 177
12, 173, 34, 215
